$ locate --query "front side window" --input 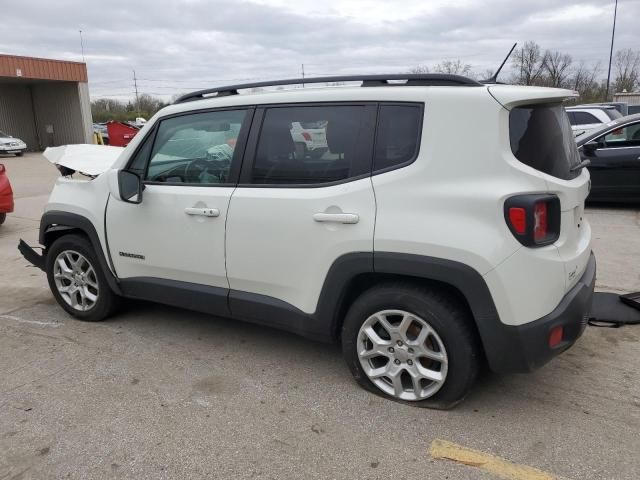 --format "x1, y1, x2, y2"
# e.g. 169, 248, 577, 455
145, 109, 247, 184
510, 104, 581, 180
602, 122, 640, 147
251, 105, 367, 185
374, 104, 422, 171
